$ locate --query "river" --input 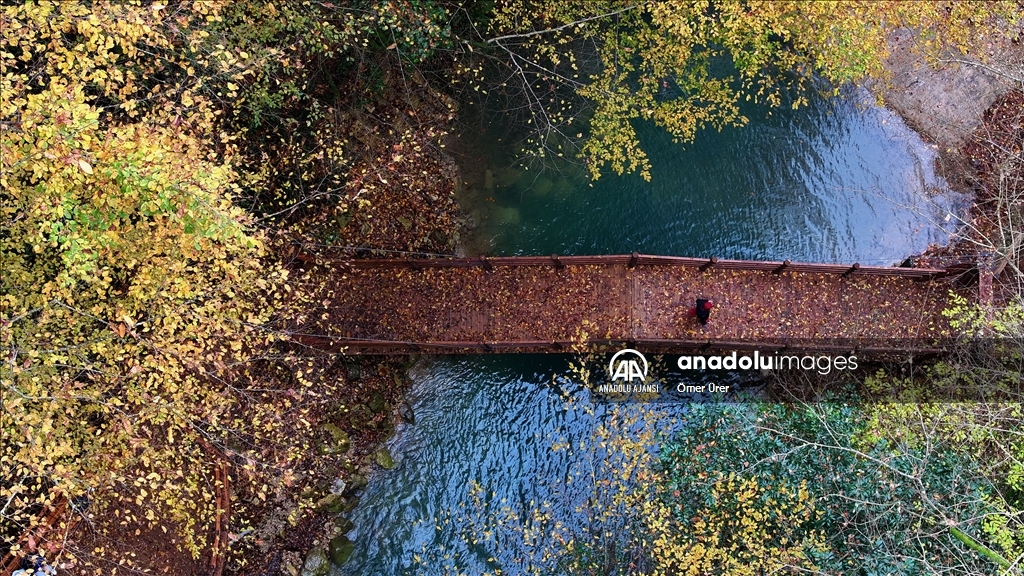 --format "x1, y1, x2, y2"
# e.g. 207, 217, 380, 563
335, 87, 966, 575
